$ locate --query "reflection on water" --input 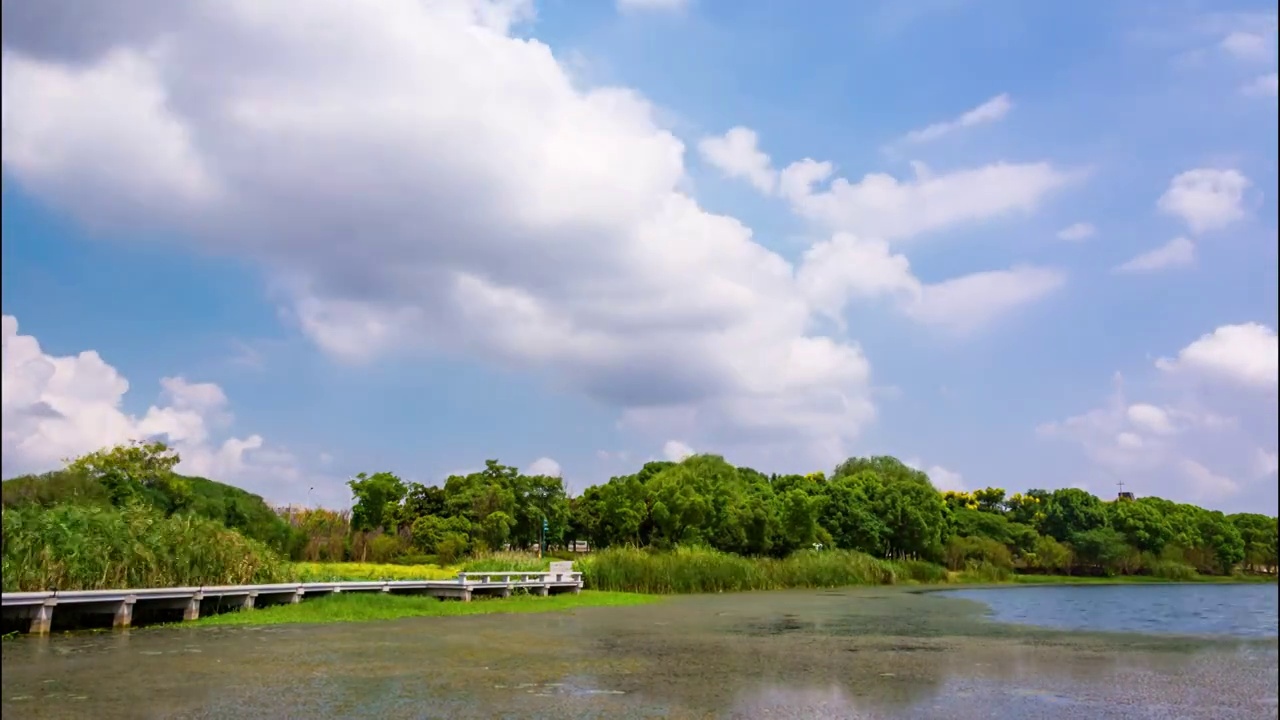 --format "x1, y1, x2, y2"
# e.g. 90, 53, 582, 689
2, 588, 1276, 719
